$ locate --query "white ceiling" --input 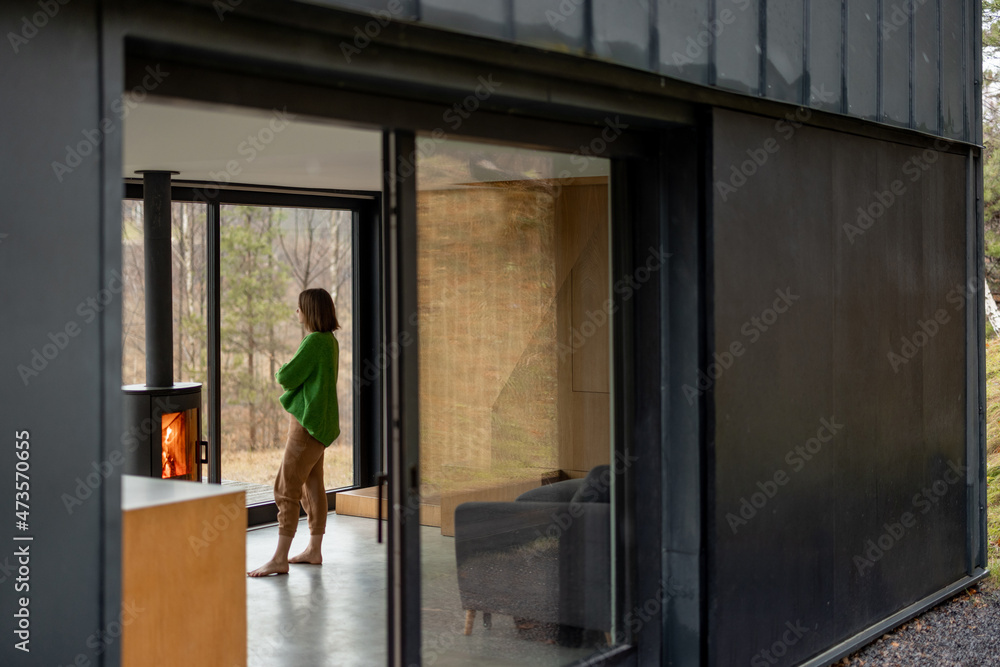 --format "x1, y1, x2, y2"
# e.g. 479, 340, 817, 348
123, 97, 610, 192
123, 98, 383, 191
